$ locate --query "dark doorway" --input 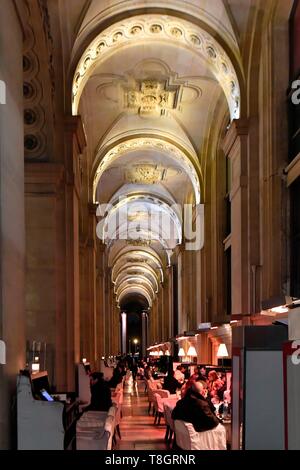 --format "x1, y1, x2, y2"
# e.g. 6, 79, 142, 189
120, 296, 148, 356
